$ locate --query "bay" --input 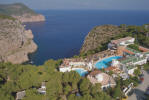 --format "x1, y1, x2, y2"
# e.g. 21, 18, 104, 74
25, 10, 149, 65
